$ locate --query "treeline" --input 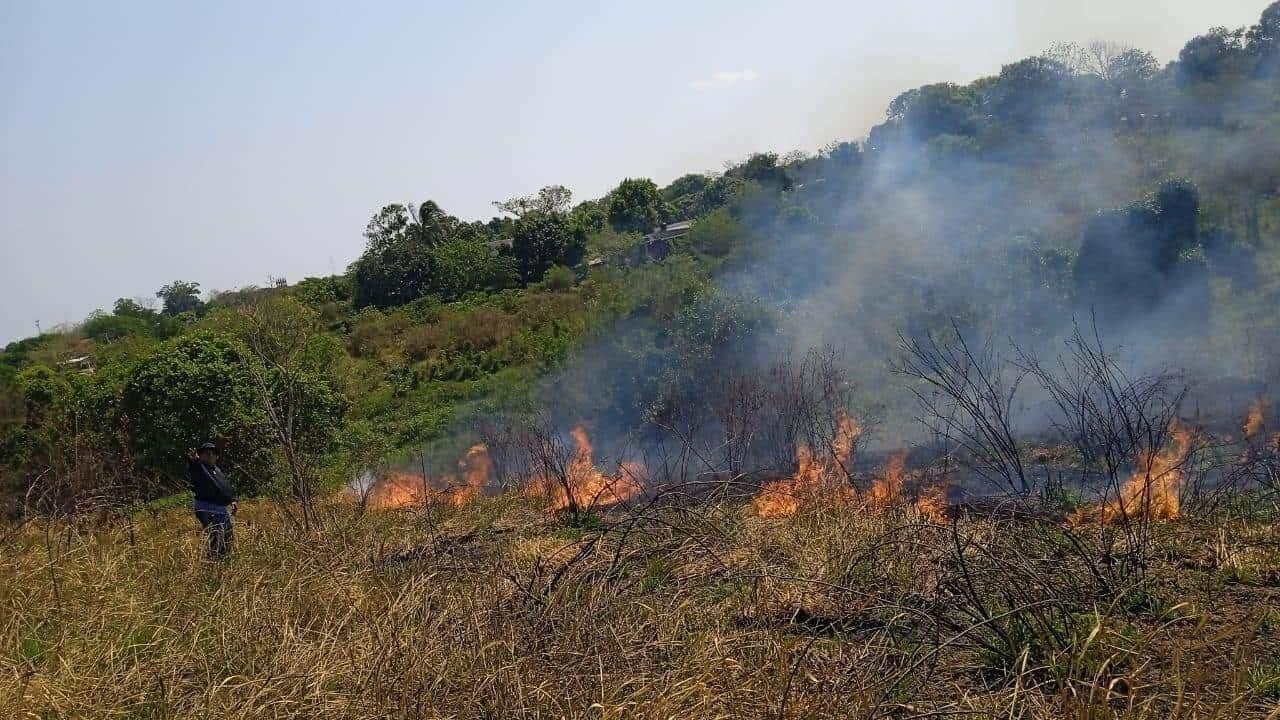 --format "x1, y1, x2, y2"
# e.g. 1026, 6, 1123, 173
3, 2, 1279, 515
